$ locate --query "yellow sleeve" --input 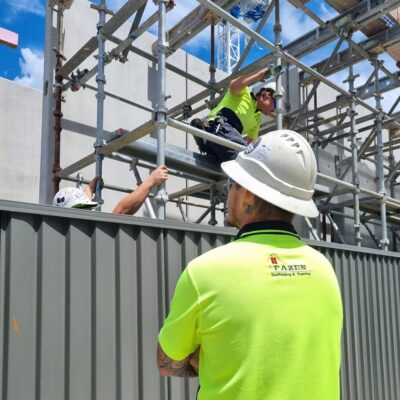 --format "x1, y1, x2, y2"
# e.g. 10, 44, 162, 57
158, 267, 200, 361
246, 127, 259, 141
